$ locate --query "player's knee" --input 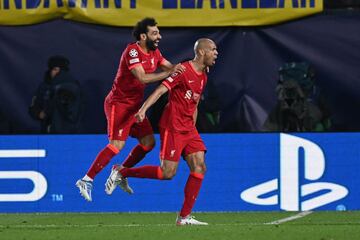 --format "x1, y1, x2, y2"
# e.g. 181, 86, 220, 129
140, 135, 156, 150
161, 167, 177, 180
191, 154, 206, 174
201, 163, 207, 174
143, 141, 155, 152
109, 140, 125, 151
194, 163, 207, 175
